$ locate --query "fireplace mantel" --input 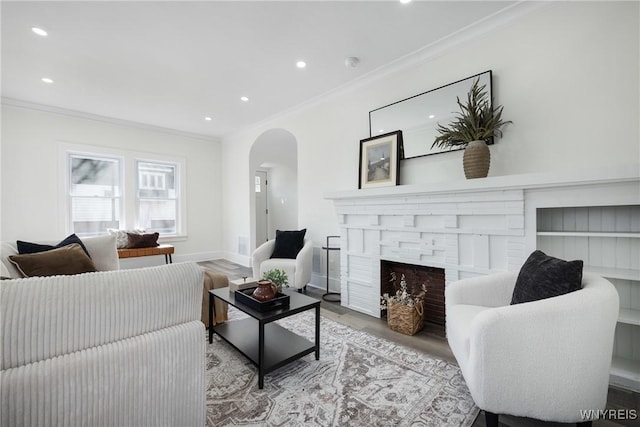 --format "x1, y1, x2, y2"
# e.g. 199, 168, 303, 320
325, 165, 639, 201
325, 165, 639, 318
